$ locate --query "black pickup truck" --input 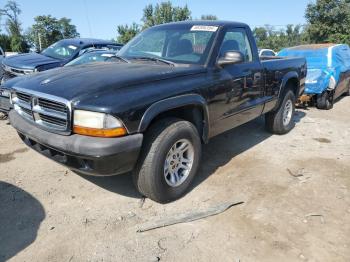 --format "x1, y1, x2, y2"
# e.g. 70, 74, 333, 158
6, 21, 306, 203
